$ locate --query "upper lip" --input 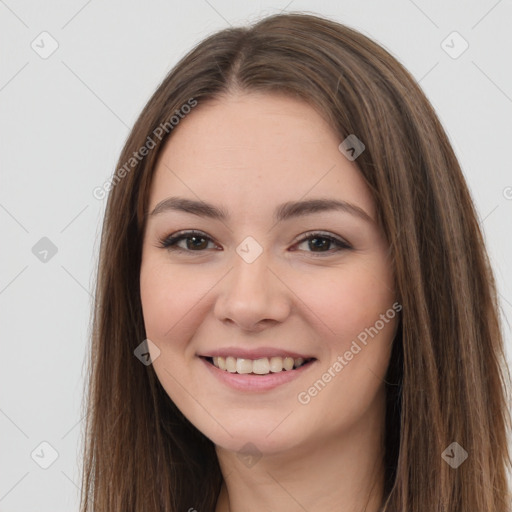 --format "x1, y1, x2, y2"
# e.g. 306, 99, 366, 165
198, 346, 314, 360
